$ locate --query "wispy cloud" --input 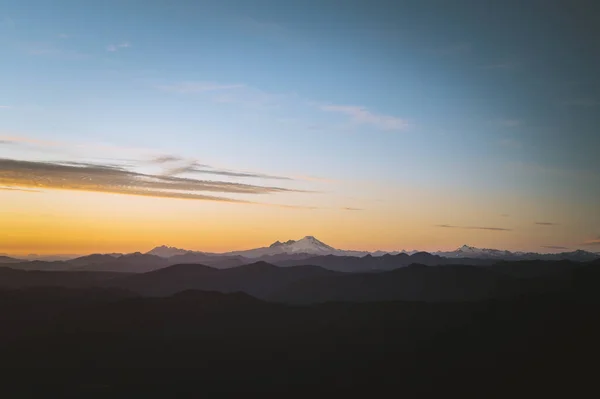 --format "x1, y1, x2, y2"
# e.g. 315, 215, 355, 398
319, 104, 408, 131
561, 98, 600, 107
583, 237, 600, 246
0, 186, 40, 193
0, 158, 310, 205
150, 155, 186, 164
435, 224, 512, 231
480, 61, 518, 70
58, 33, 69, 39
498, 138, 522, 149
0, 106, 11, 109
165, 162, 293, 181
342, 207, 364, 211
535, 222, 558, 226
0, 17, 15, 29
429, 42, 471, 57
296, 175, 339, 184
500, 119, 521, 128
158, 82, 245, 94
106, 42, 131, 52
541, 245, 569, 250
20, 42, 90, 60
